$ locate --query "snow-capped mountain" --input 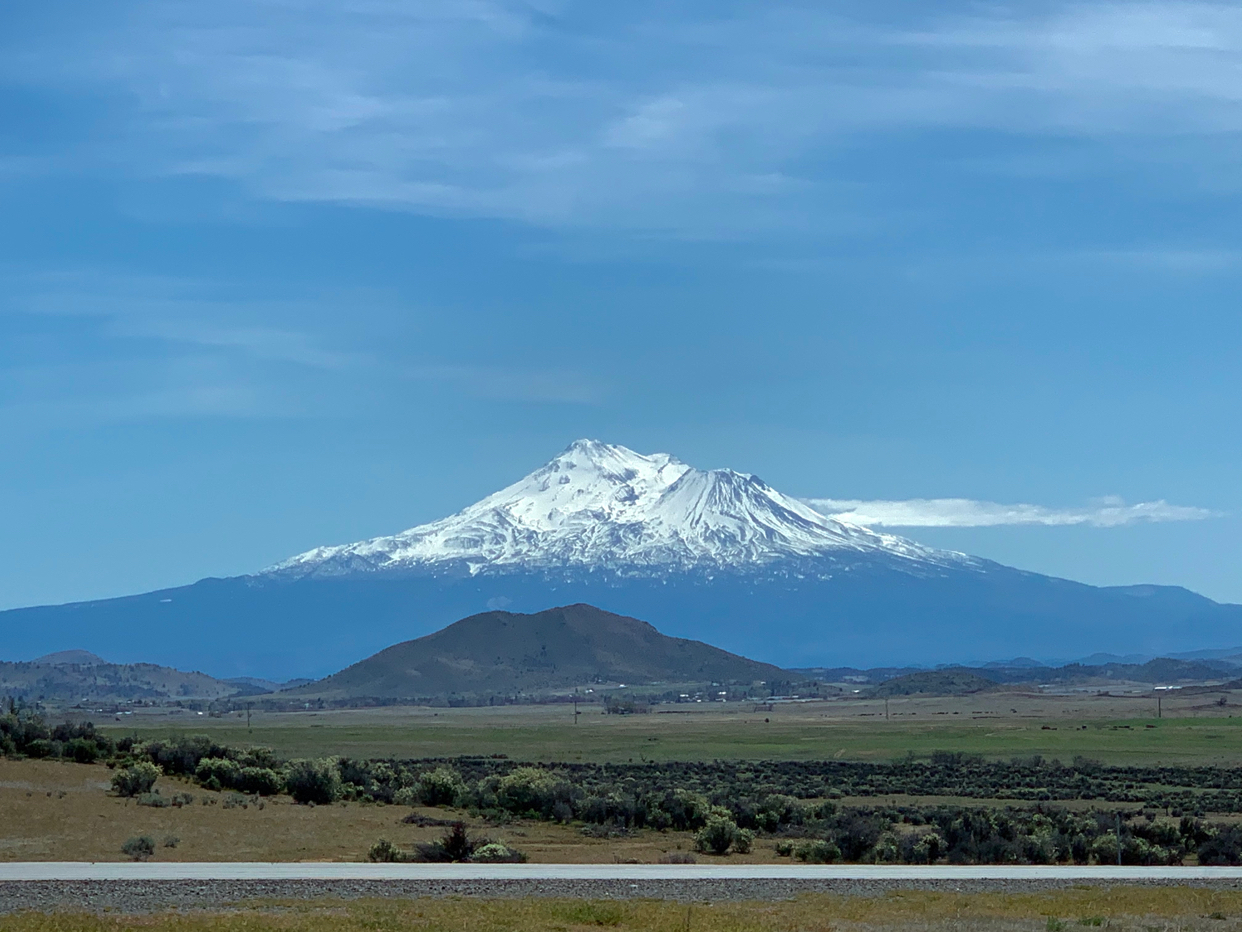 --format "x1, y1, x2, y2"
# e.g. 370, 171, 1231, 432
269, 439, 971, 578
5, 440, 1239, 680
